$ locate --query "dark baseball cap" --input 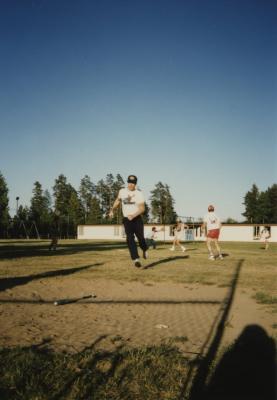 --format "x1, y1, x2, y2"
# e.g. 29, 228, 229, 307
127, 175, 137, 184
